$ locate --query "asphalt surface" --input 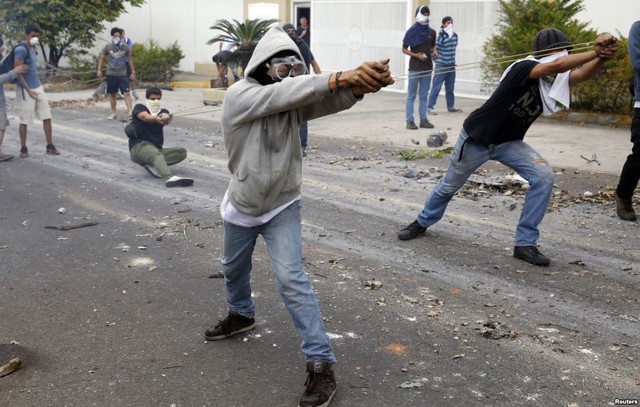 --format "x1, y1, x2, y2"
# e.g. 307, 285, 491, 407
0, 86, 638, 407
